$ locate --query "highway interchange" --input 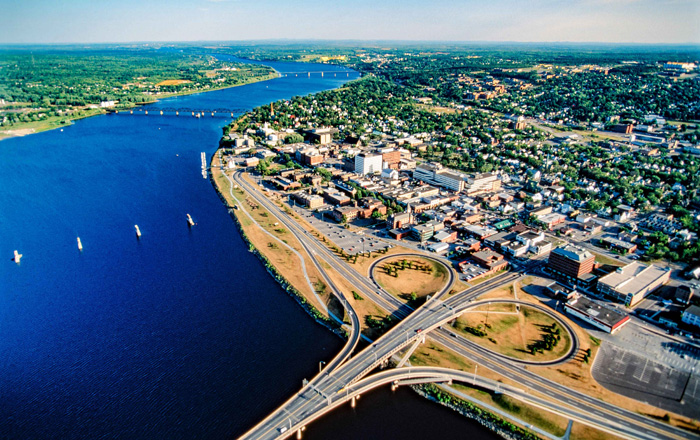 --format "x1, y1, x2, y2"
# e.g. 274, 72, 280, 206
225, 169, 697, 440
